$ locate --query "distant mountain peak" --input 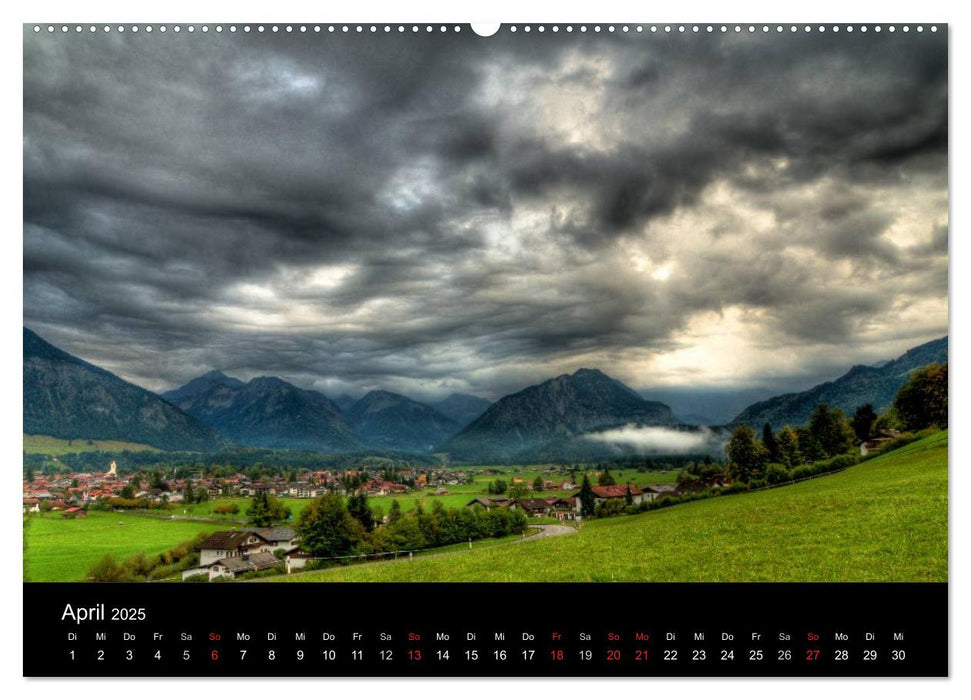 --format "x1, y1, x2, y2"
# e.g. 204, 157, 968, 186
346, 390, 461, 453
573, 367, 606, 377
431, 392, 493, 429
24, 328, 223, 451
162, 371, 360, 452
248, 375, 290, 388
441, 368, 674, 462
